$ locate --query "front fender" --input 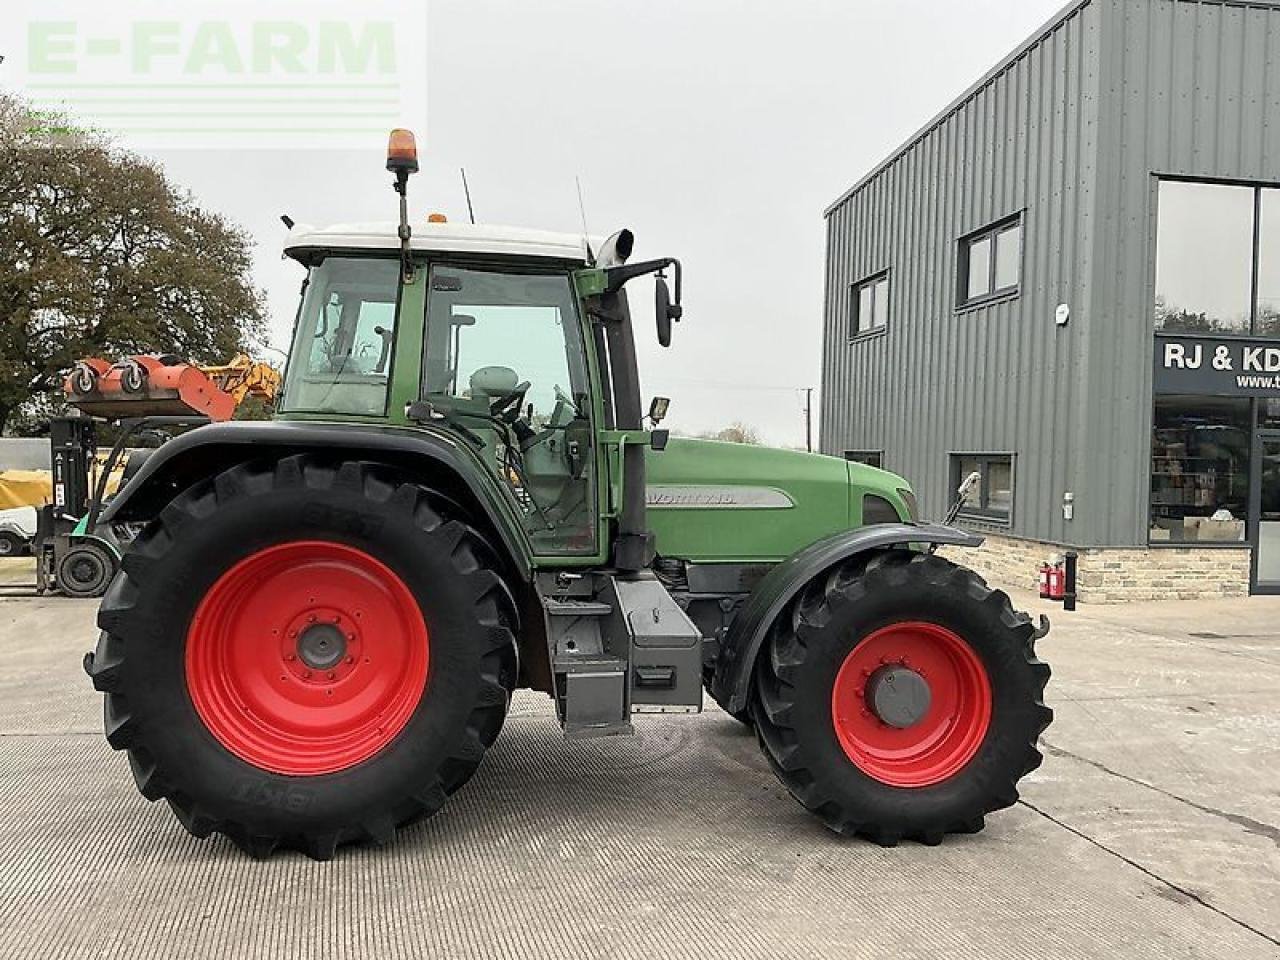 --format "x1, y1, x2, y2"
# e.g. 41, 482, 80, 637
98, 420, 531, 577
710, 523, 984, 714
